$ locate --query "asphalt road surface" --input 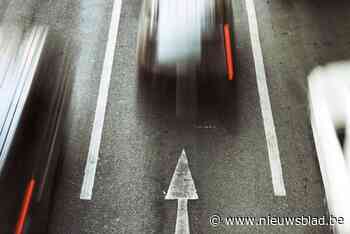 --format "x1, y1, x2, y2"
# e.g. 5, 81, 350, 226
4, 0, 350, 233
